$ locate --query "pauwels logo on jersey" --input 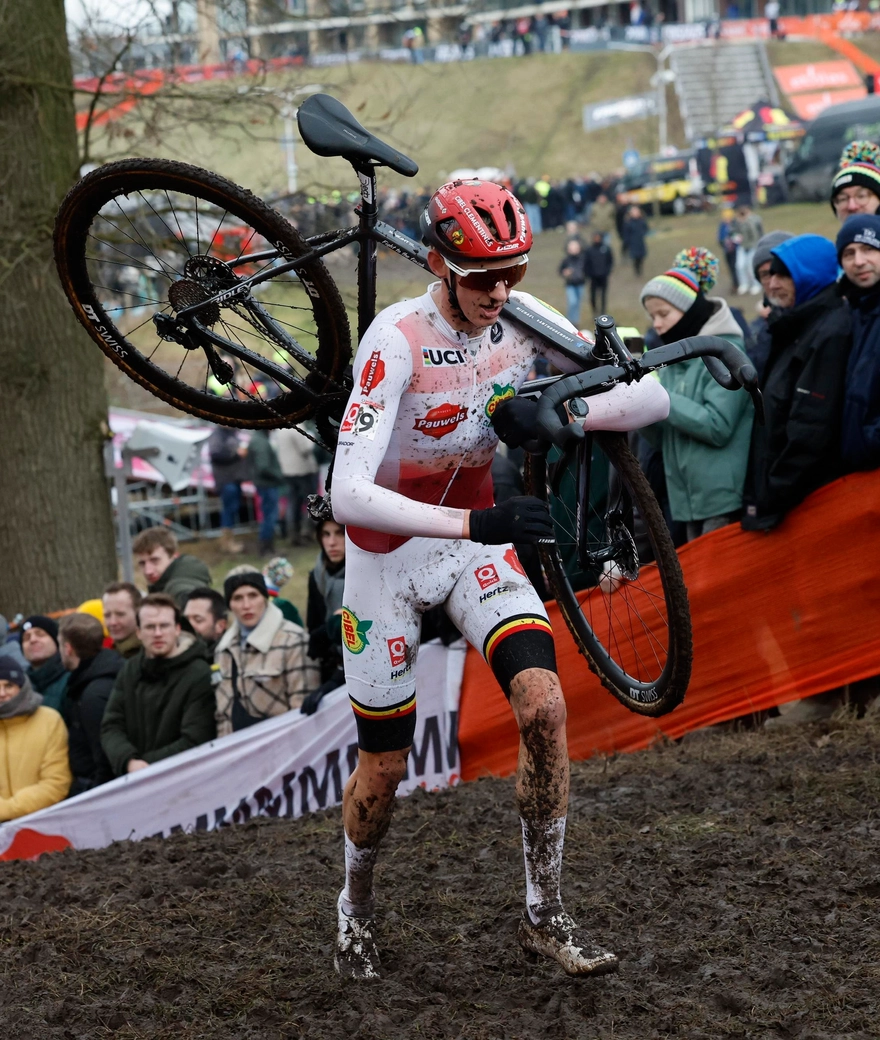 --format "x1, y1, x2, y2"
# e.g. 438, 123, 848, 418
413, 402, 469, 438
504, 547, 527, 577
341, 608, 372, 654
422, 347, 467, 367
359, 351, 386, 394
